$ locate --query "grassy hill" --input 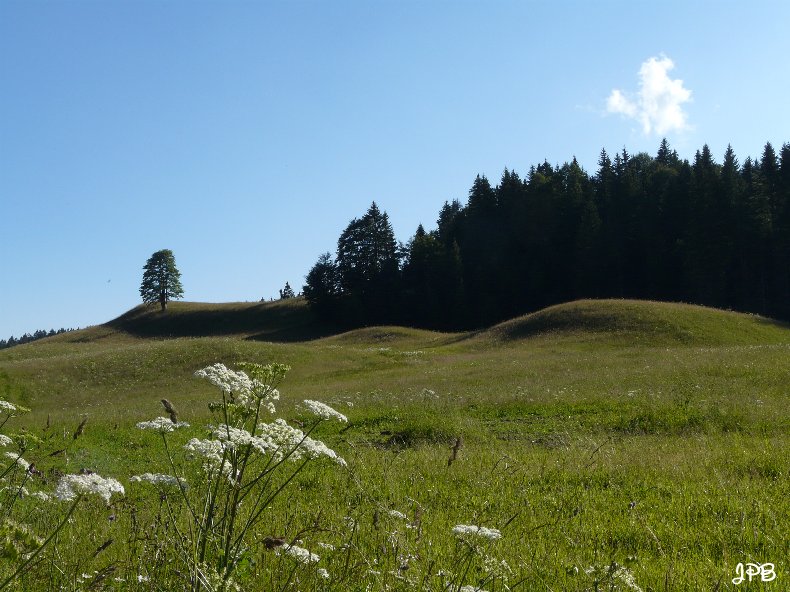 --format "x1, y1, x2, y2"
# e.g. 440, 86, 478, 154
479, 298, 790, 345
95, 298, 333, 341
1, 298, 788, 590
2, 297, 788, 426
16, 296, 789, 350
